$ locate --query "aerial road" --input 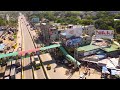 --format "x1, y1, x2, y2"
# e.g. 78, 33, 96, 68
19, 14, 45, 79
